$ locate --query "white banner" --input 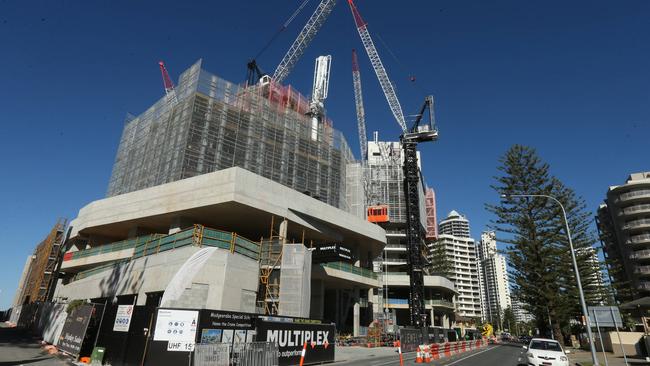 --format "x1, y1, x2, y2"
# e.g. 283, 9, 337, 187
113, 305, 134, 332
